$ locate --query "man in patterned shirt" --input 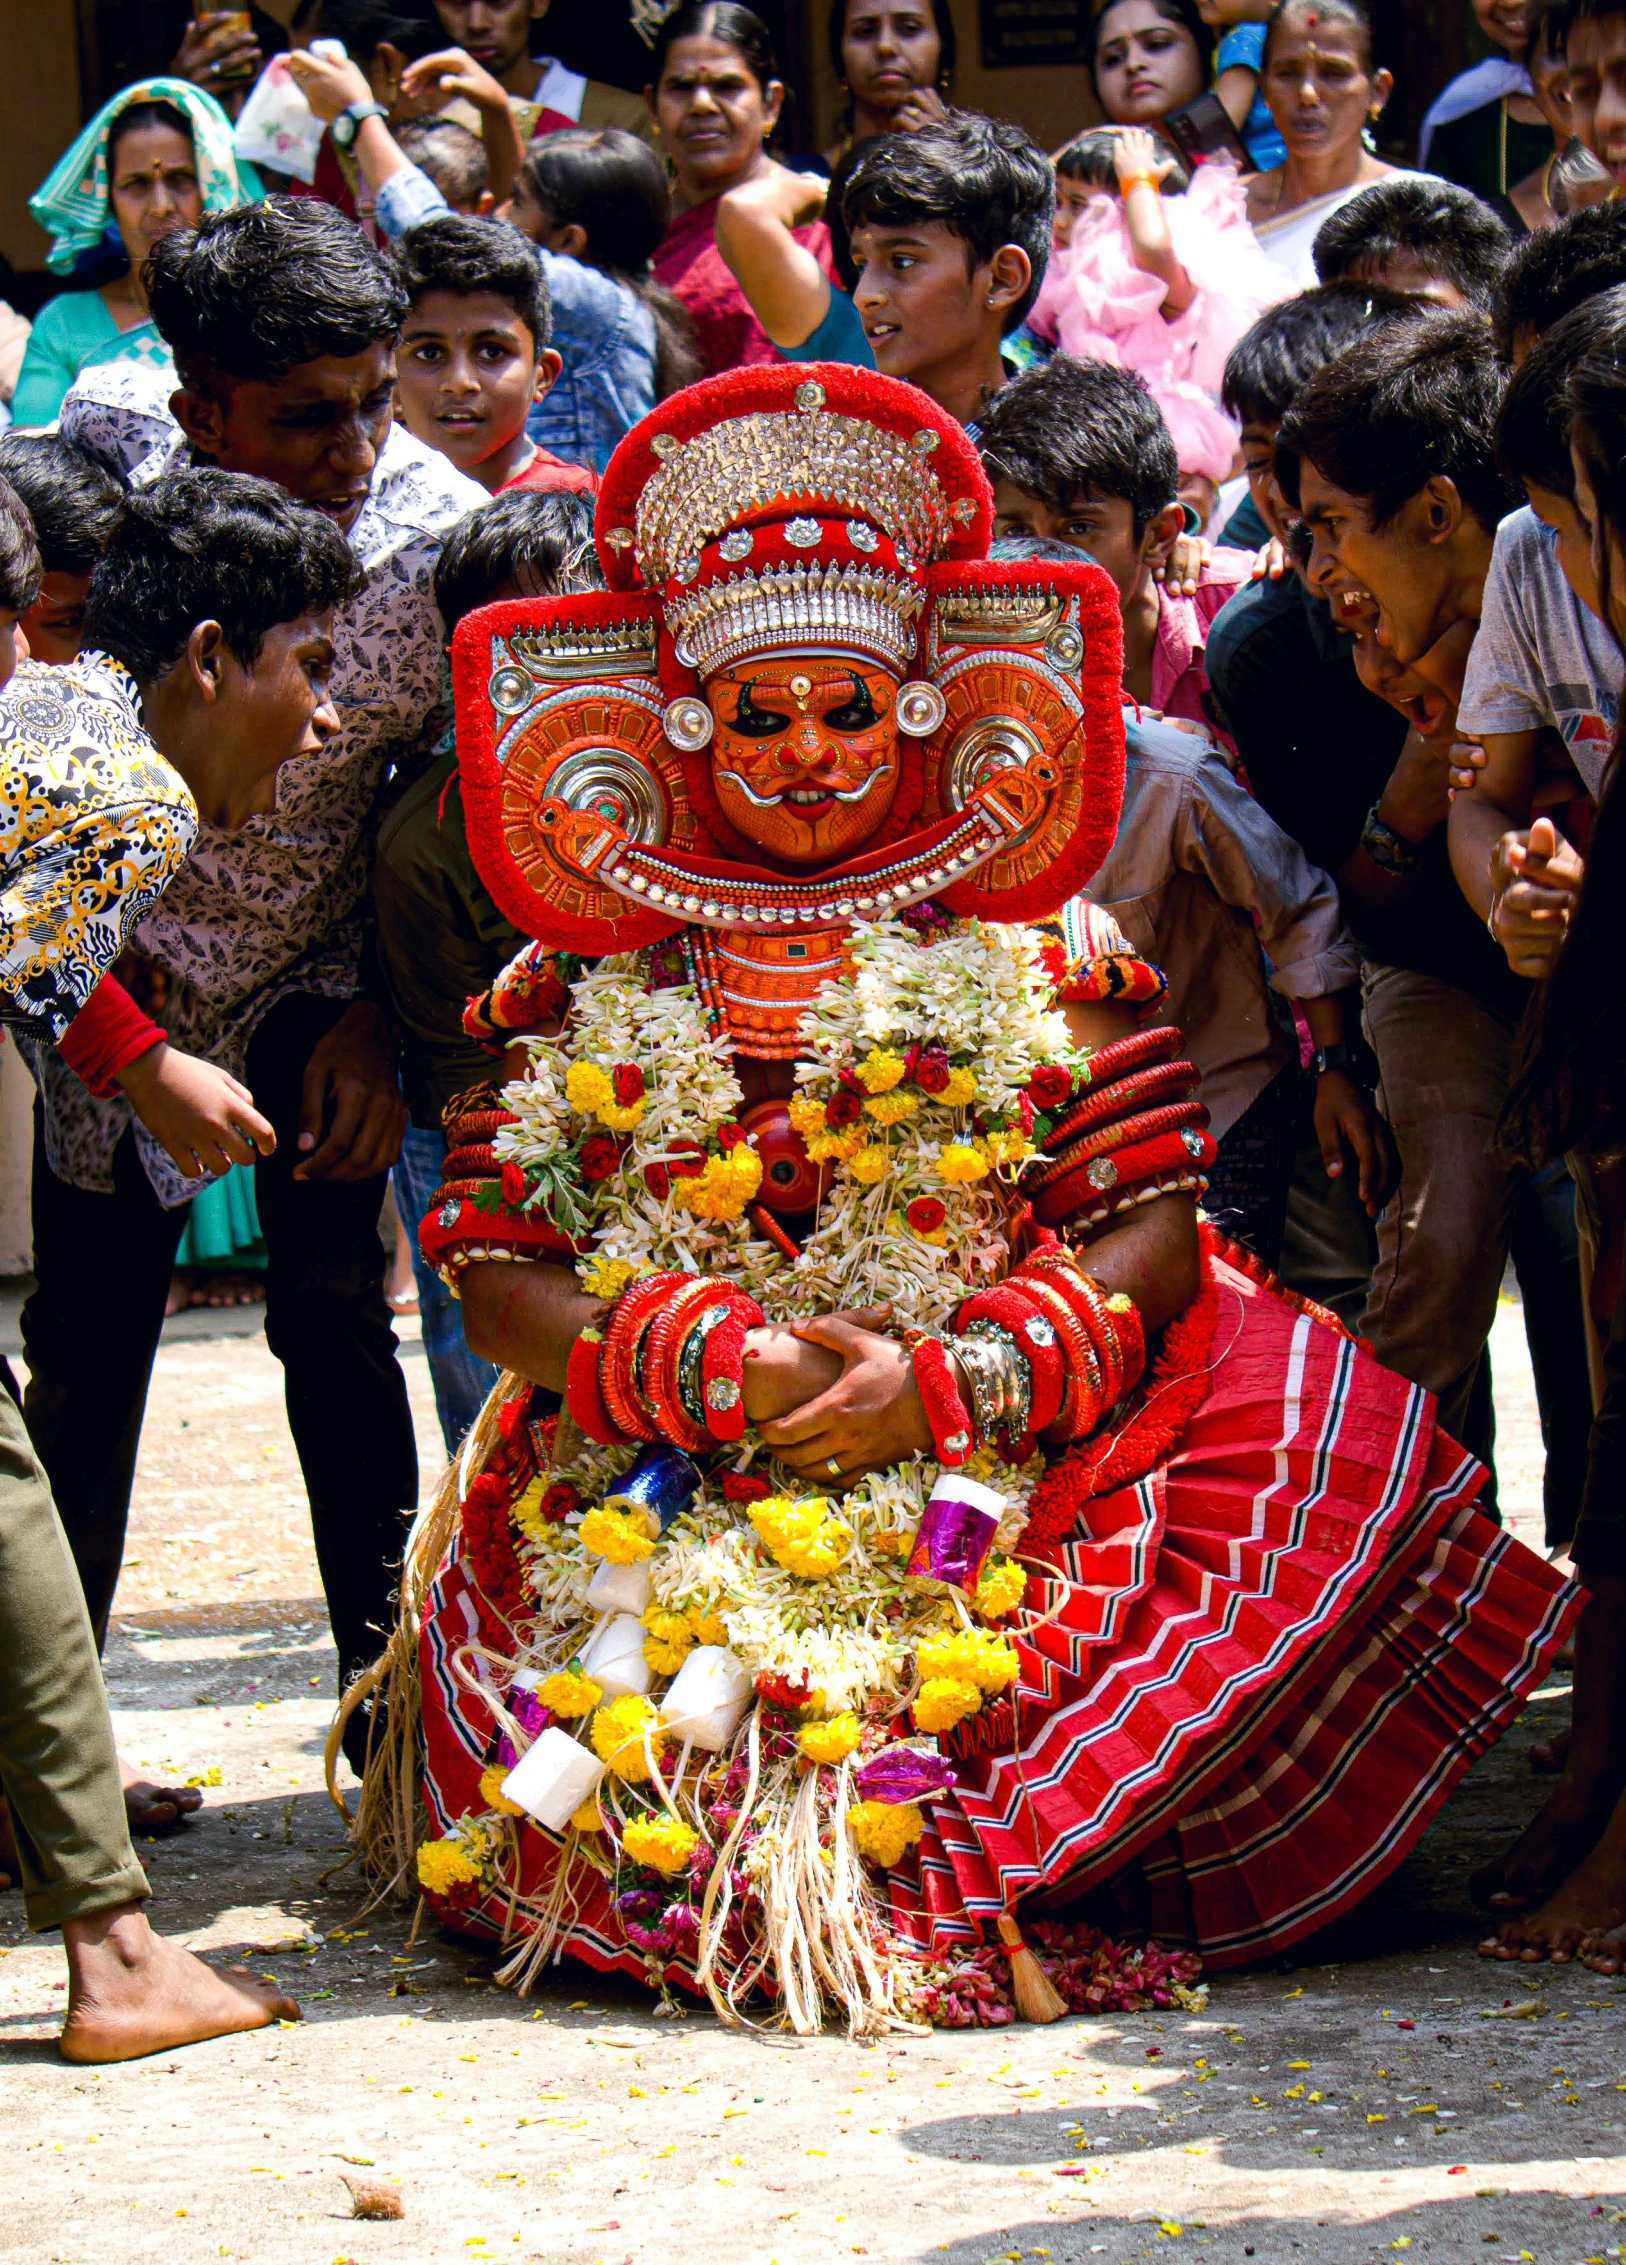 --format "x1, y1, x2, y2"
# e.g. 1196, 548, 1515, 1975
29, 200, 485, 1759
0, 467, 365, 2058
